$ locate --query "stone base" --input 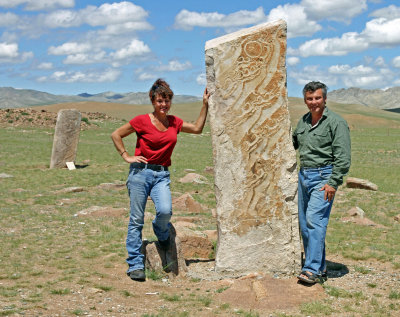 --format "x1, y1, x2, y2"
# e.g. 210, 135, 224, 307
142, 225, 187, 276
